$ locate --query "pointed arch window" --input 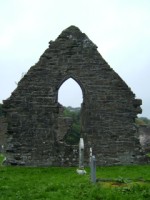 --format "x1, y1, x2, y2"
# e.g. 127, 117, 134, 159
58, 78, 83, 107
57, 77, 83, 145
